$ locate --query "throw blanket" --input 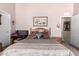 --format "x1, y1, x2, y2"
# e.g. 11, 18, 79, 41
1, 43, 74, 56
